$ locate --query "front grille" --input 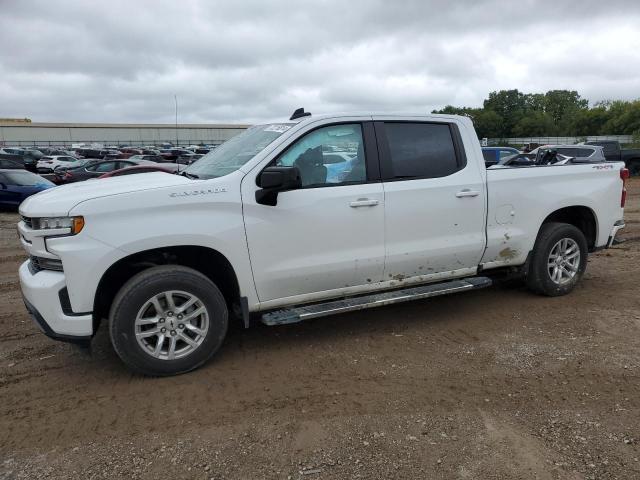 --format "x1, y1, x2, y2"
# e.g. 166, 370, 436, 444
21, 216, 33, 229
